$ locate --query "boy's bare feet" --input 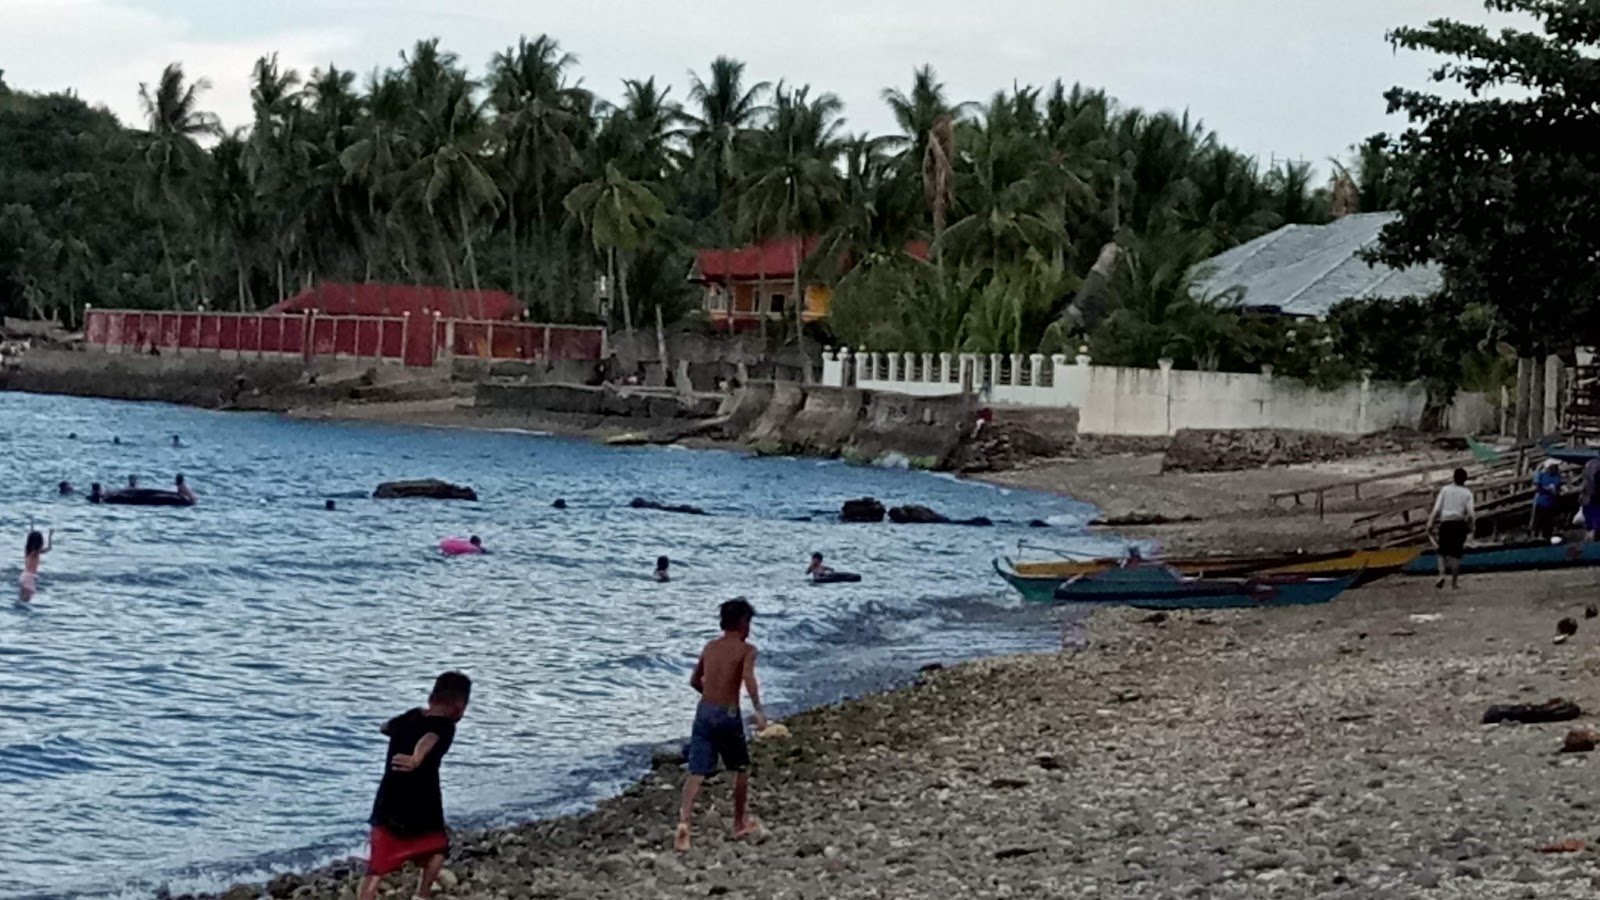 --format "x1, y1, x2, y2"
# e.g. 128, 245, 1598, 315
733, 819, 763, 839
674, 823, 692, 852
